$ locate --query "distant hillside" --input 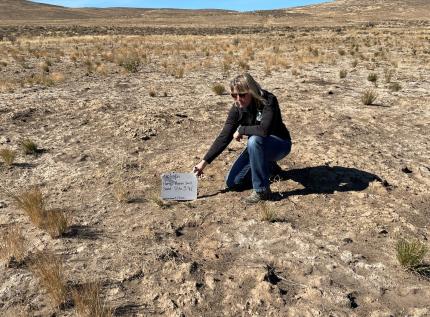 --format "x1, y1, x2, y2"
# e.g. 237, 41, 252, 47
0, 0, 428, 26
0, 0, 235, 21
